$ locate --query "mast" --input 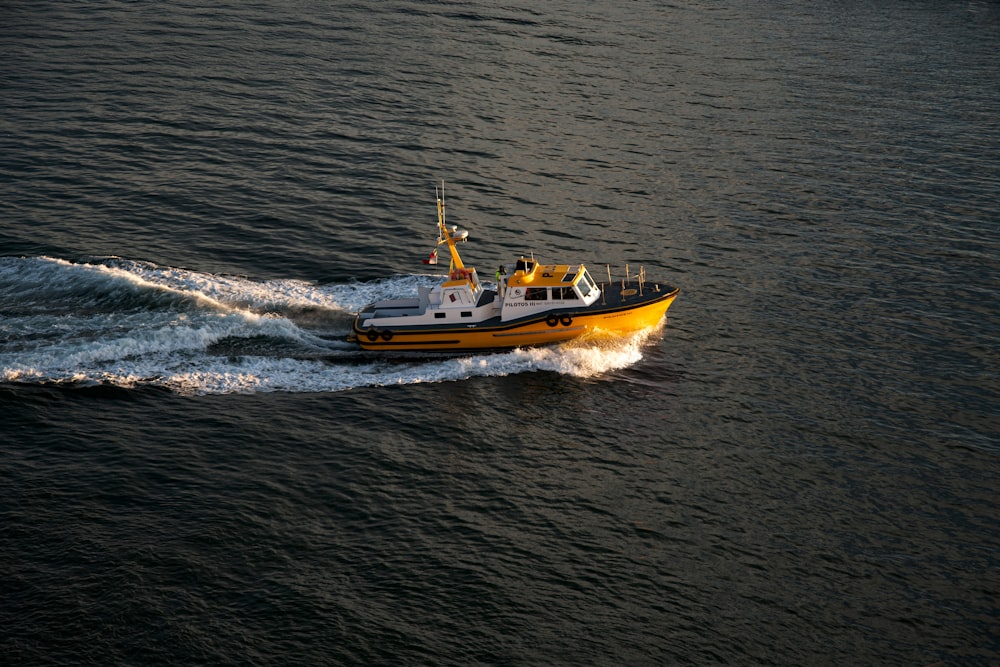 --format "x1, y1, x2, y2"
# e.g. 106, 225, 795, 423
436, 182, 468, 272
